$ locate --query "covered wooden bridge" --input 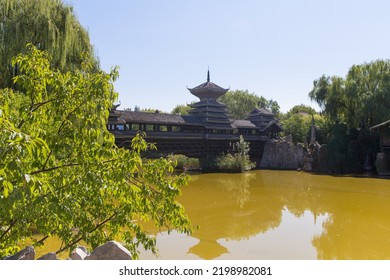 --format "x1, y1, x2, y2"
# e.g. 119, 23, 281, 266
107, 71, 282, 158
